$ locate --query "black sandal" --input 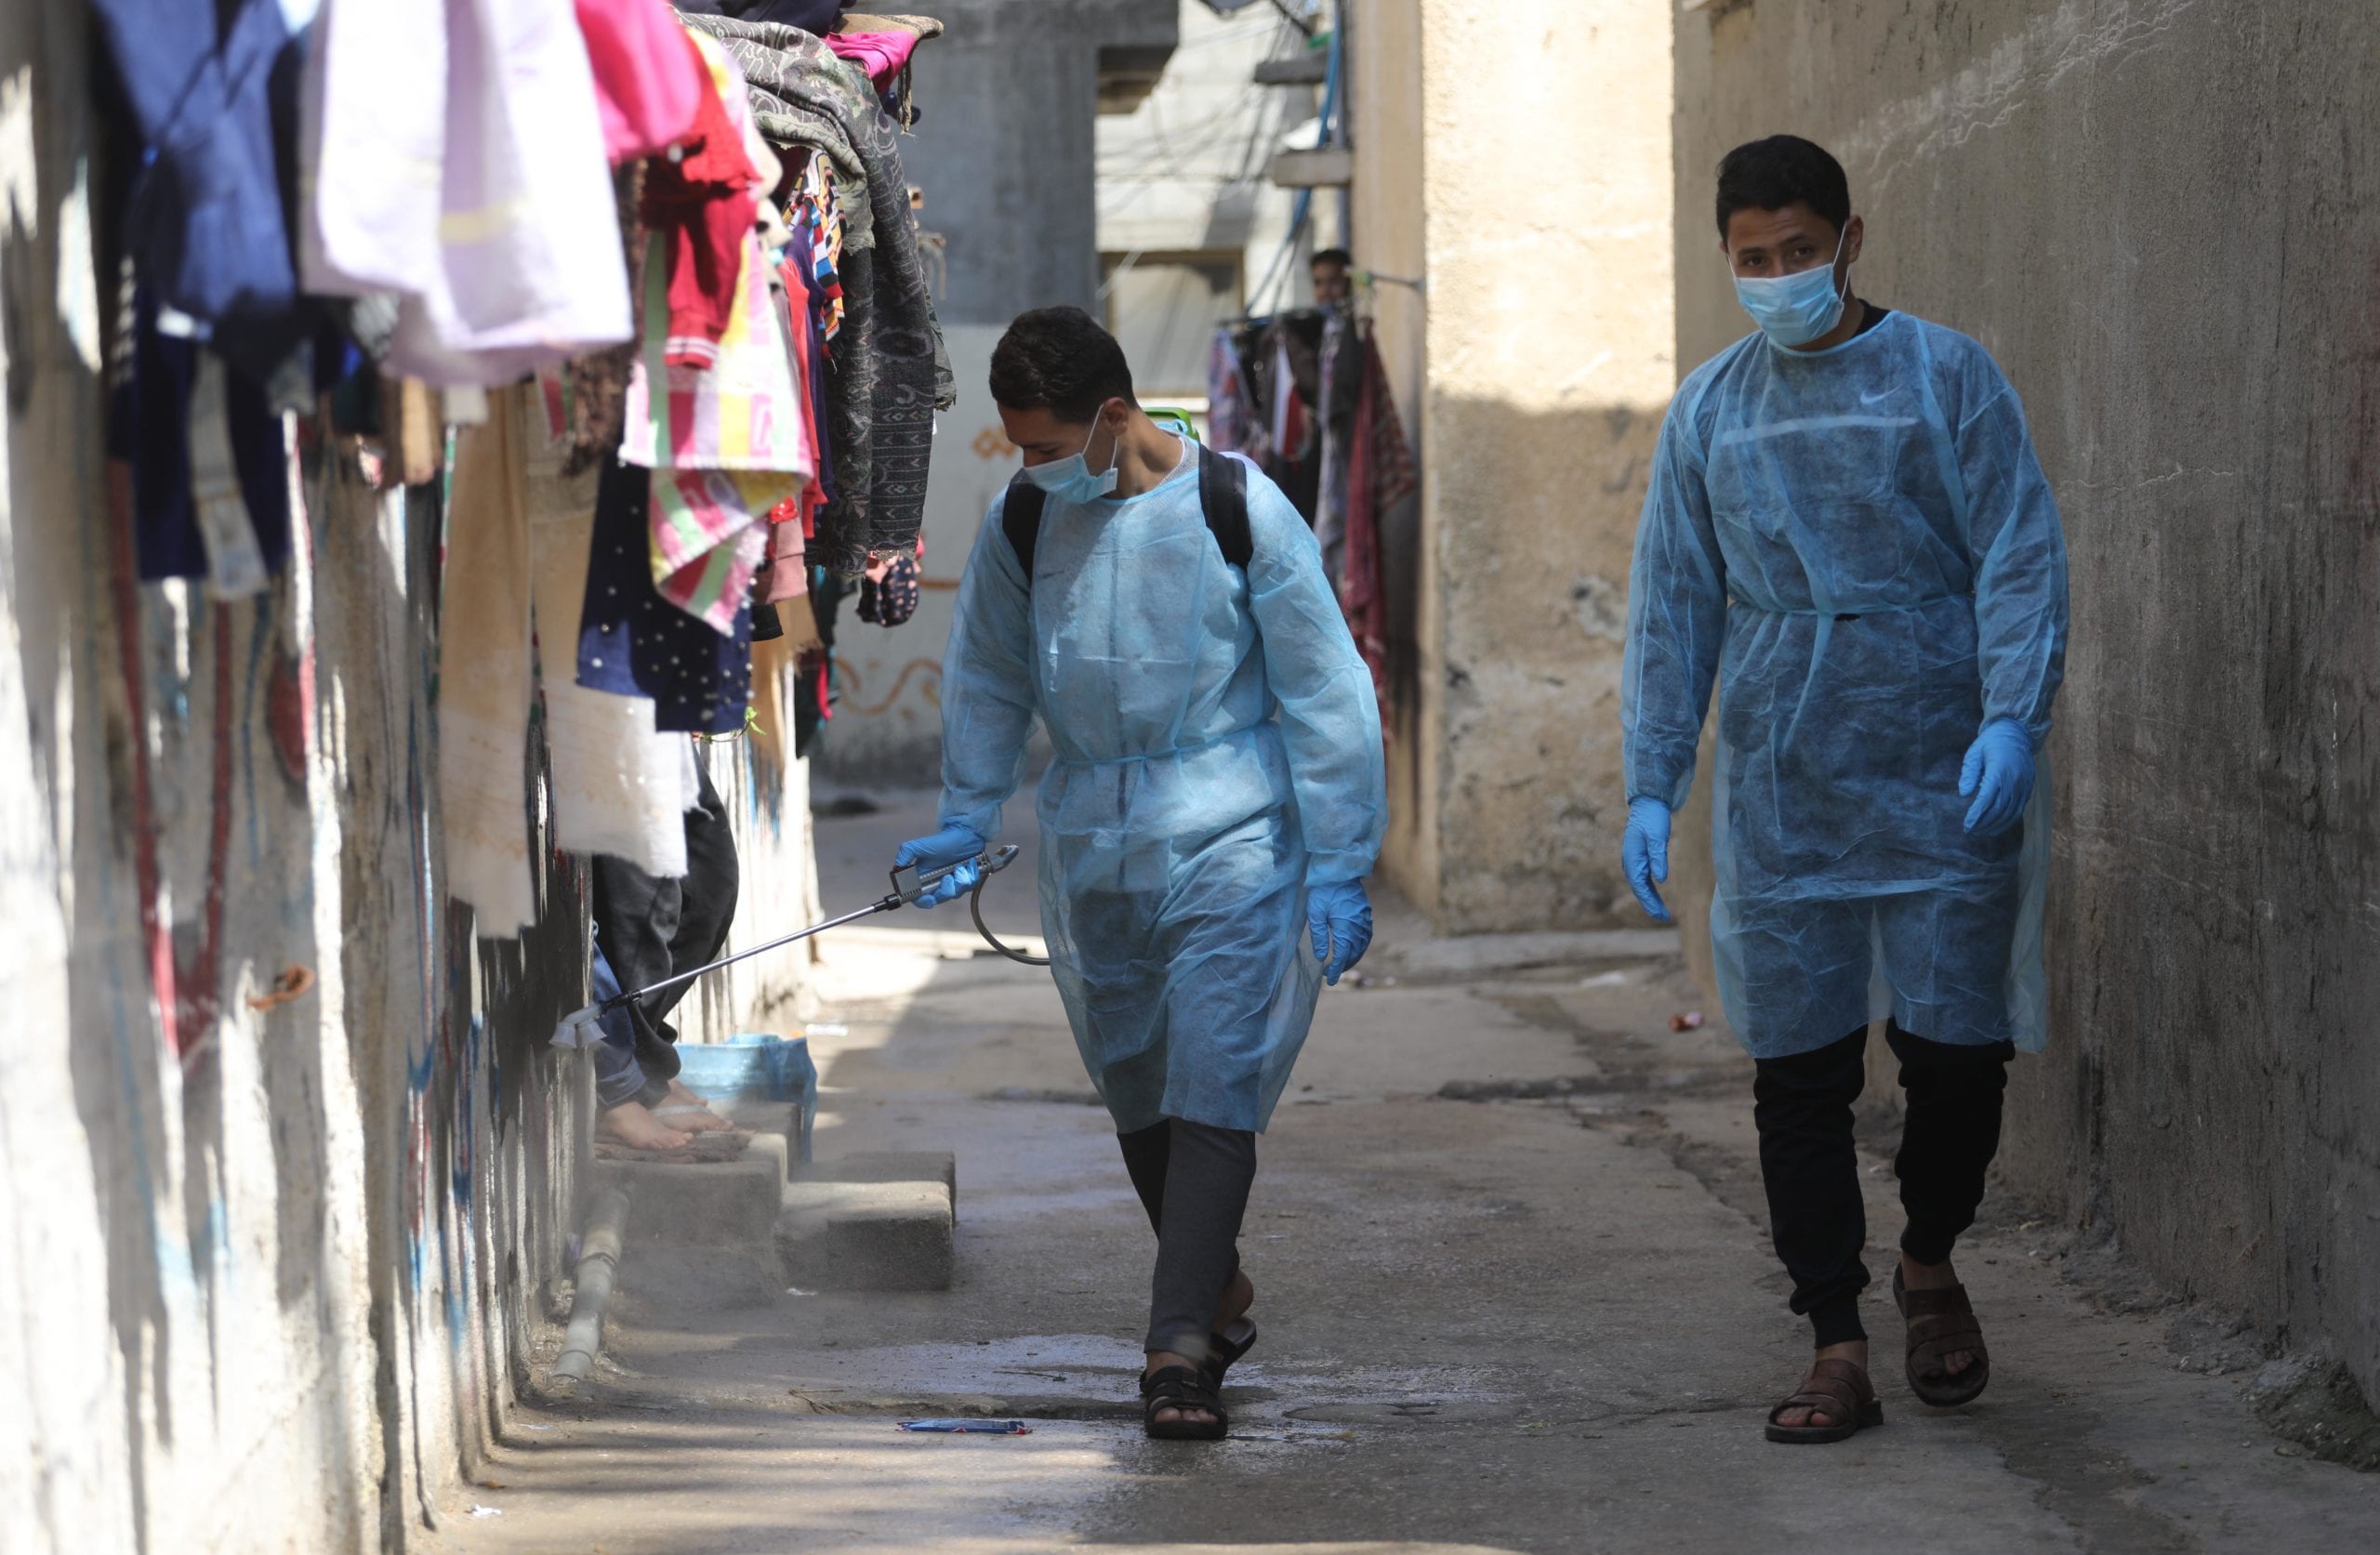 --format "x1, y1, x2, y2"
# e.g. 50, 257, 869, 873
1204, 1318, 1258, 1387
1141, 1364, 1229, 1441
